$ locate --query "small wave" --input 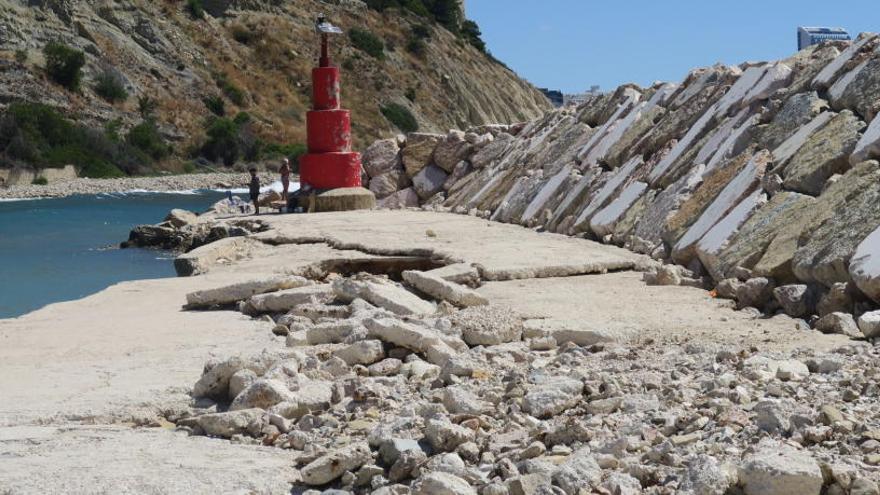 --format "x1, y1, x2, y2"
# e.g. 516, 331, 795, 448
215, 181, 300, 195
0, 197, 41, 202
99, 189, 206, 197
